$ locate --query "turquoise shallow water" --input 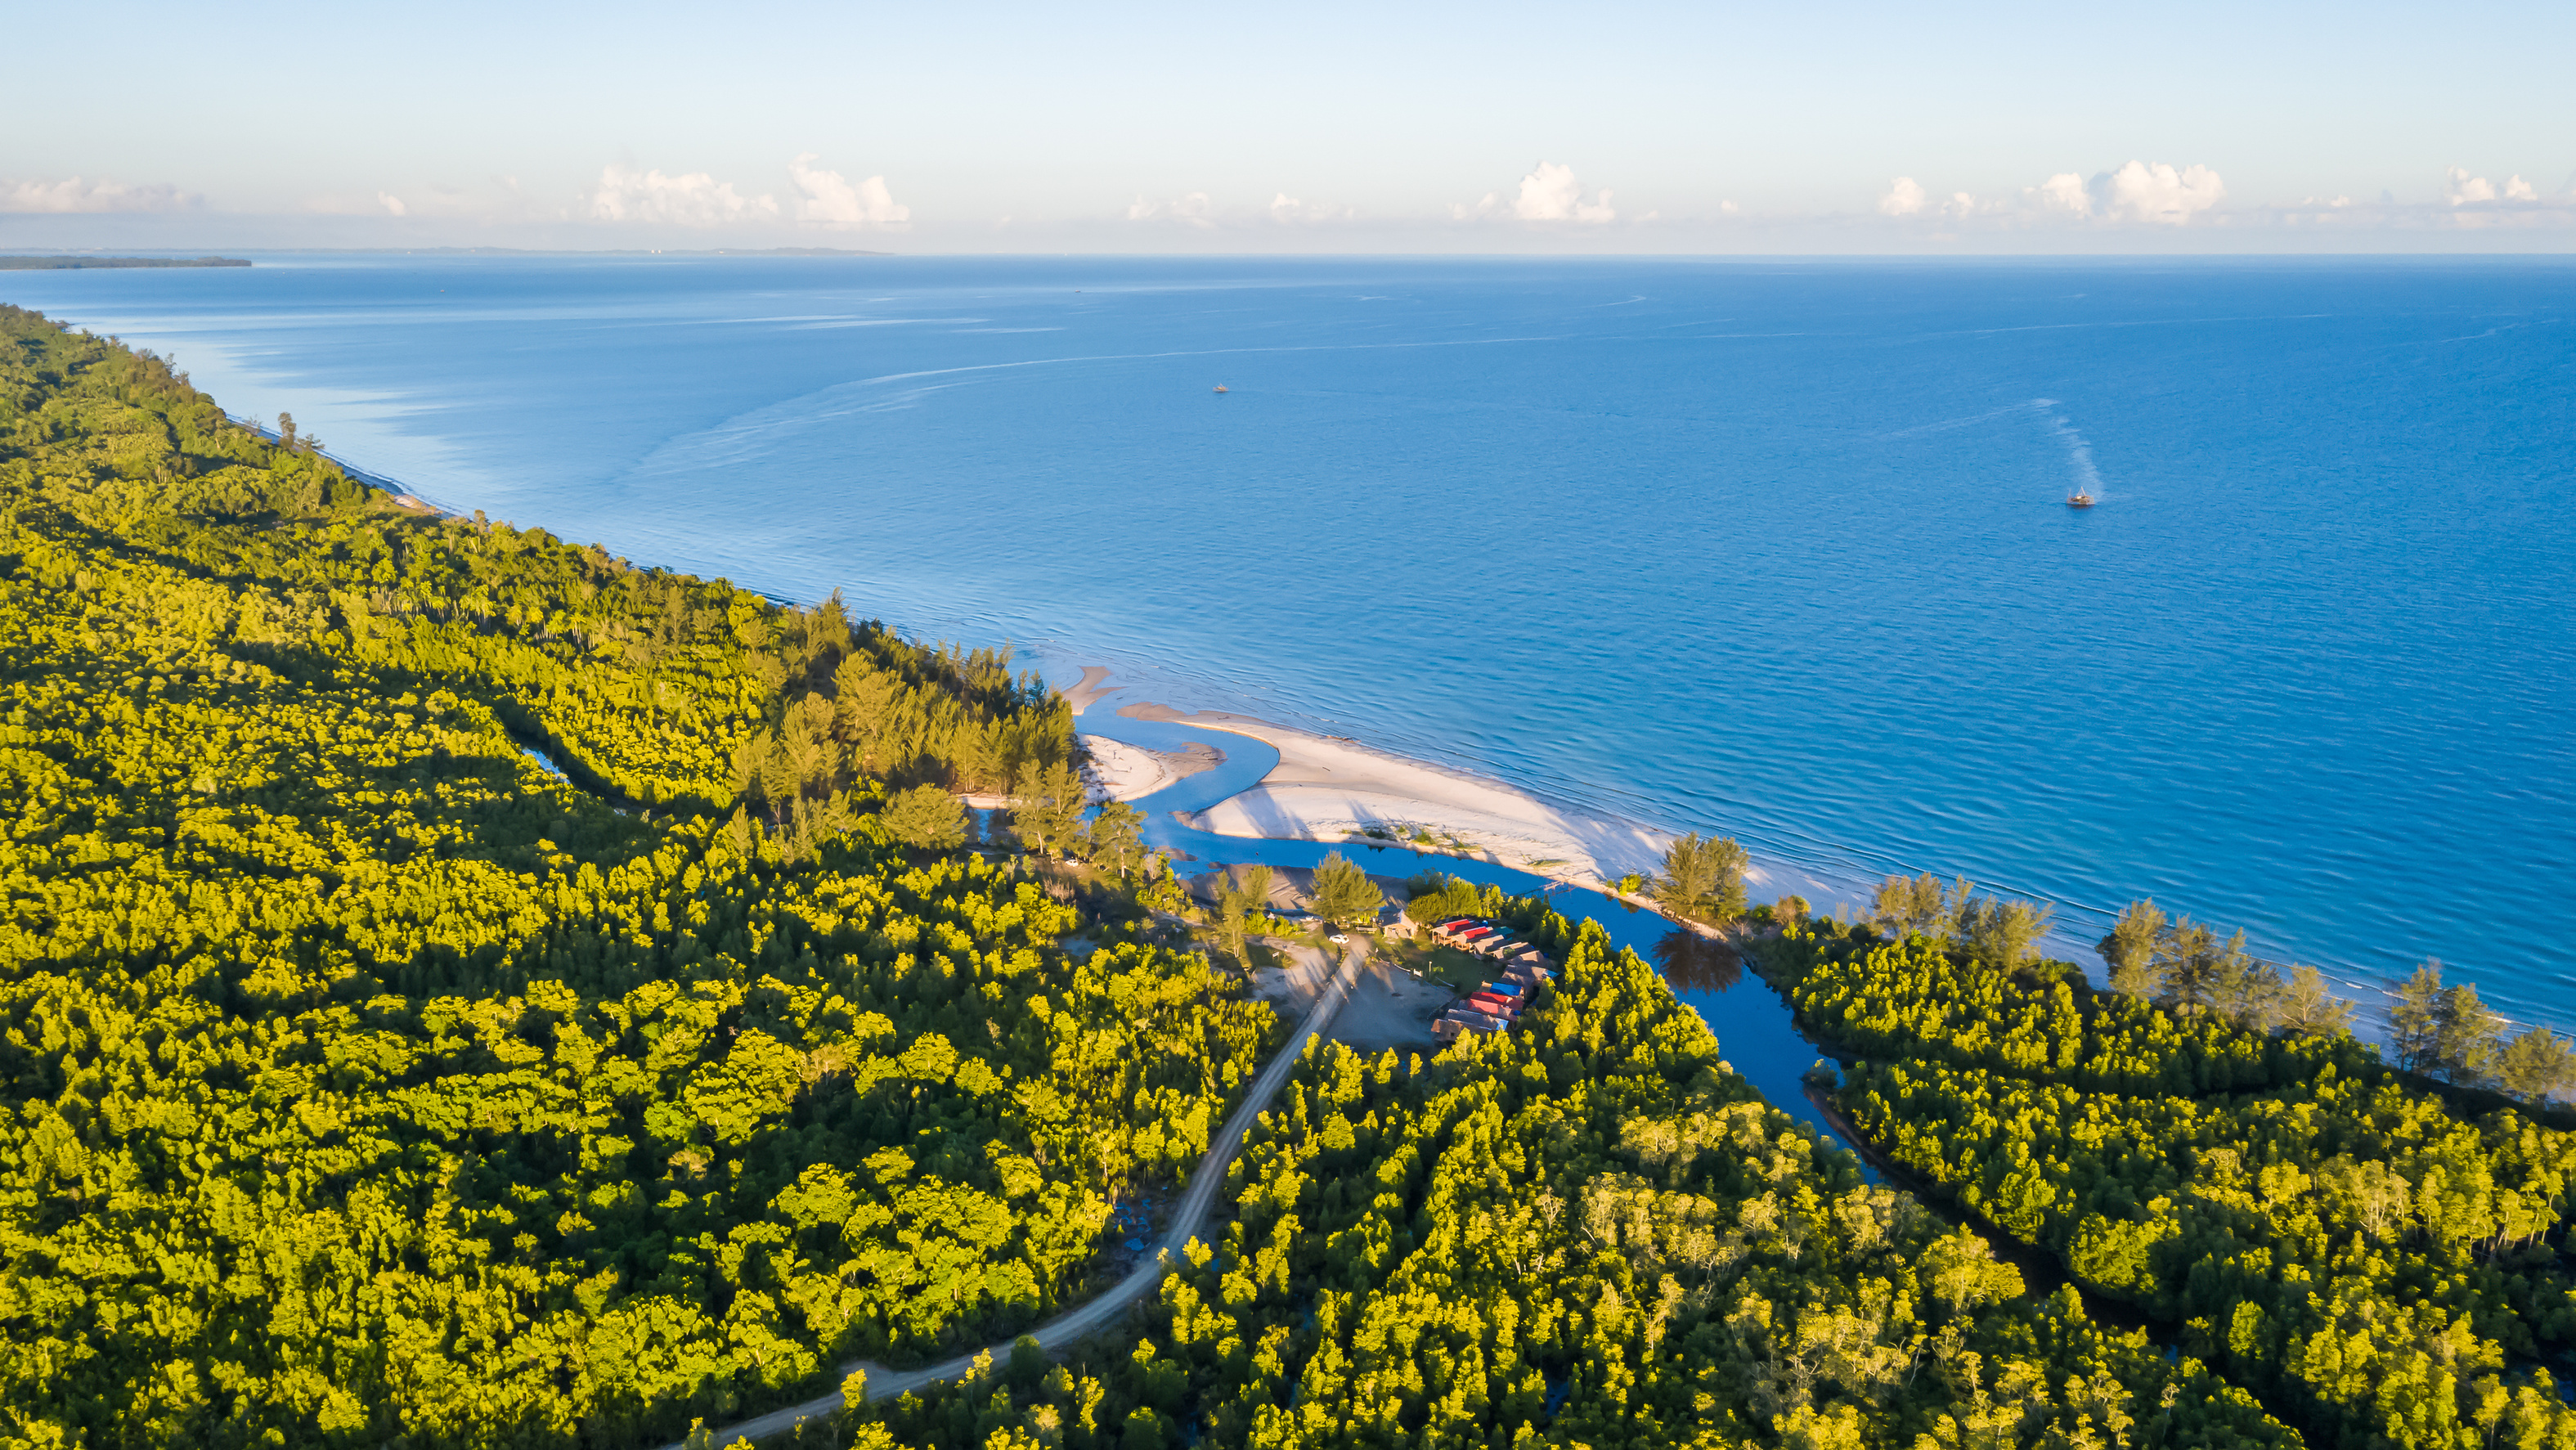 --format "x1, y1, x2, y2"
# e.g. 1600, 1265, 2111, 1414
7, 254, 2570, 1029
